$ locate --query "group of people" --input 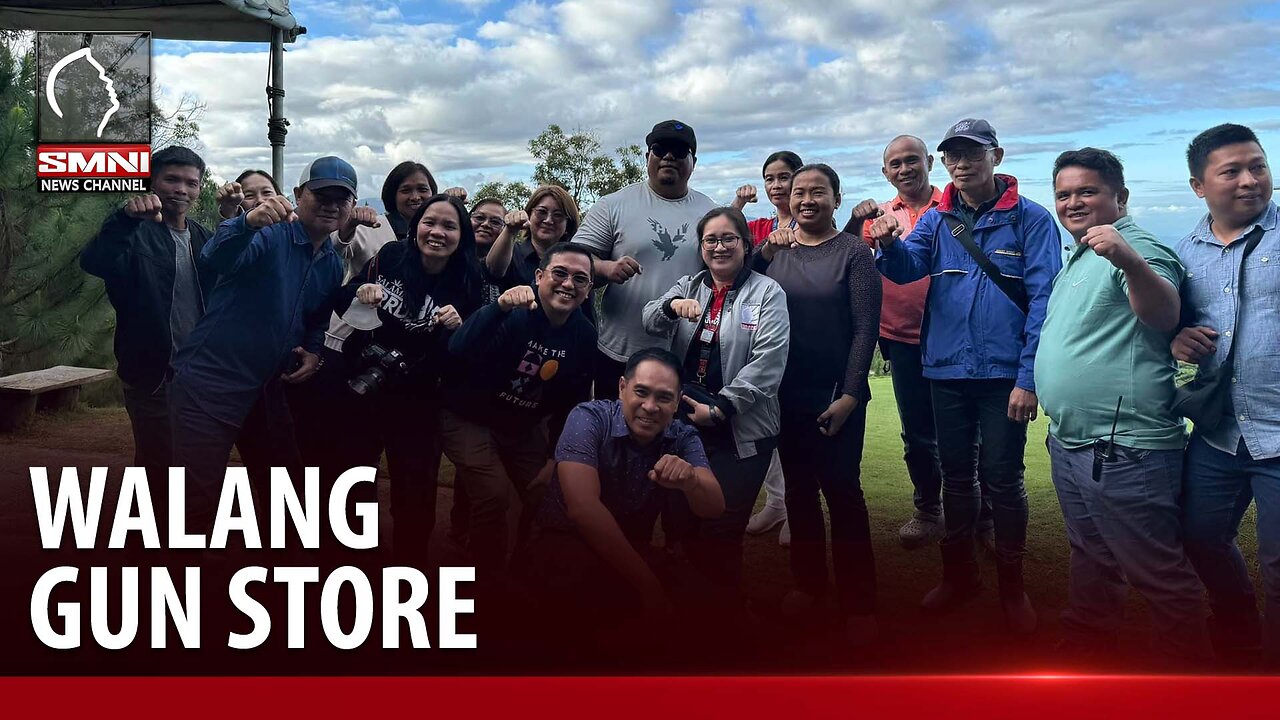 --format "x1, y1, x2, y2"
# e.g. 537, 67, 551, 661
78, 116, 1277, 667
